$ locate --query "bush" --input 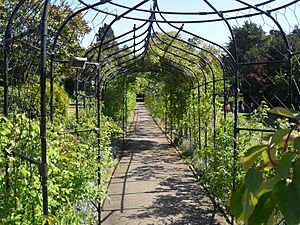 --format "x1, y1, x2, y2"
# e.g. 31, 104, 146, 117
0, 112, 122, 224
9, 80, 69, 121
